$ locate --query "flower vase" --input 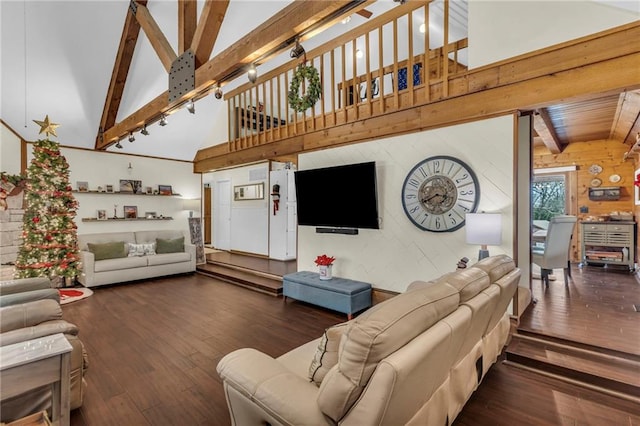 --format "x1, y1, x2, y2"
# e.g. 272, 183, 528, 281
319, 265, 332, 280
